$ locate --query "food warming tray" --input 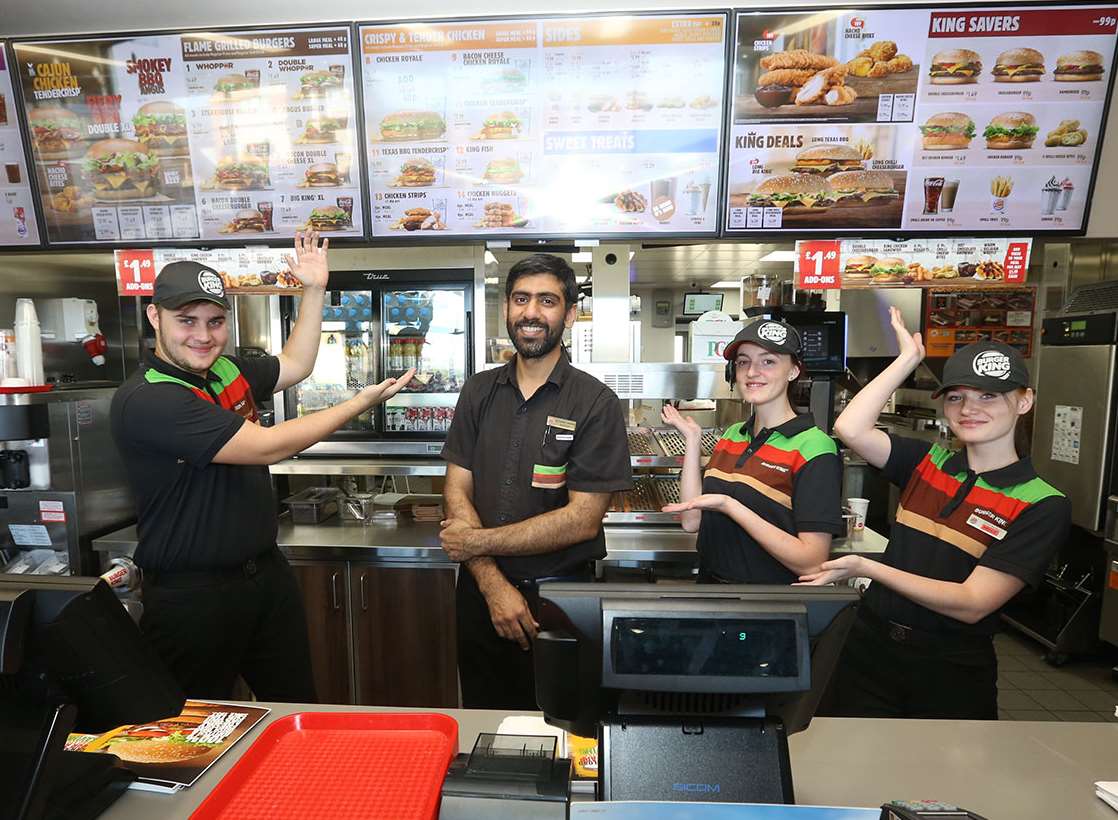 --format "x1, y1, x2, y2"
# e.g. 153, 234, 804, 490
605, 476, 684, 524
190, 712, 457, 820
